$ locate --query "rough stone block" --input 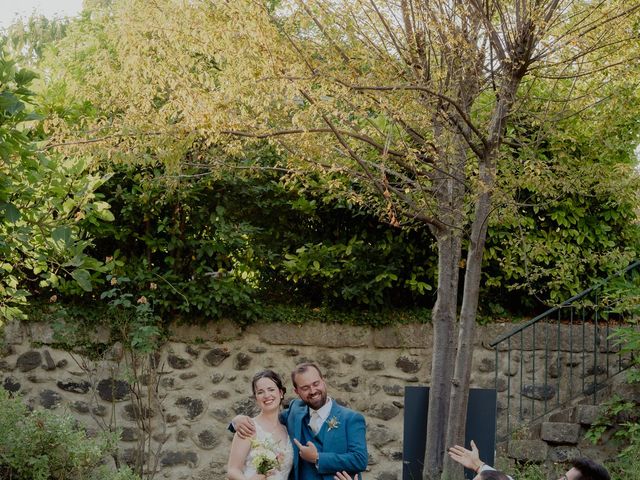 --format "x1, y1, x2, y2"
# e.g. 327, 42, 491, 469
575, 405, 601, 425
367, 425, 398, 448
541, 422, 582, 444
382, 384, 404, 397
175, 396, 206, 421
372, 324, 431, 348
254, 322, 371, 347
612, 382, 640, 403
548, 408, 574, 423
191, 426, 219, 450
42, 350, 56, 370
362, 359, 385, 371
16, 351, 42, 372
168, 354, 193, 370
57, 379, 91, 394
97, 378, 130, 402
548, 446, 581, 463
169, 320, 241, 342
395, 356, 420, 373
377, 472, 398, 480
39, 389, 62, 409
3, 376, 21, 393
123, 403, 155, 421
3, 321, 24, 344
28, 323, 56, 344
507, 439, 549, 462
476, 355, 495, 373
160, 451, 198, 468
203, 347, 230, 367
521, 384, 556, 401
341, 353, 356, 364
233, 352, 251, 370
120, 426, 140, 442
368, 403, 400, 421
70, 400, 90, 414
